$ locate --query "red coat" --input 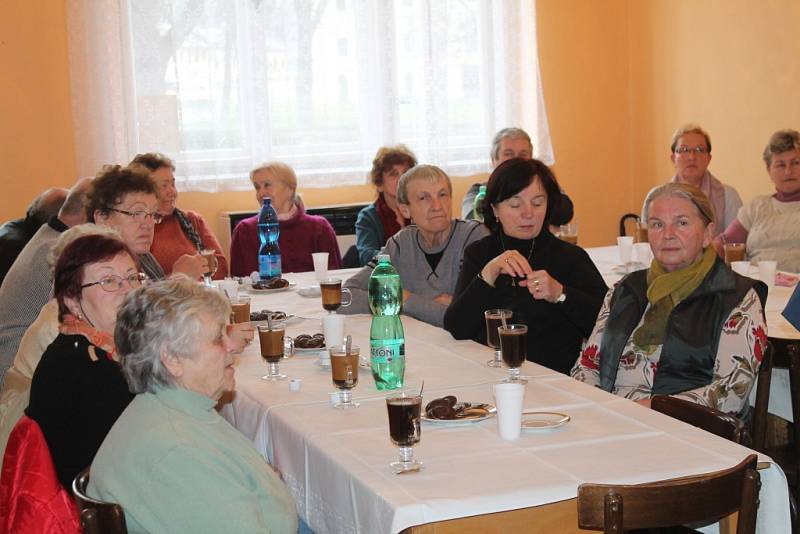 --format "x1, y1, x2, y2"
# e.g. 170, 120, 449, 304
0, 415, 79, 534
